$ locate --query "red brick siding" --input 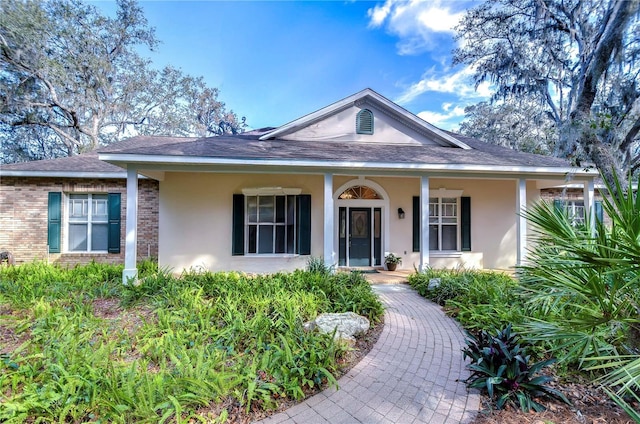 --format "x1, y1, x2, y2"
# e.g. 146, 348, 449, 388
0, 177, 158, 266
